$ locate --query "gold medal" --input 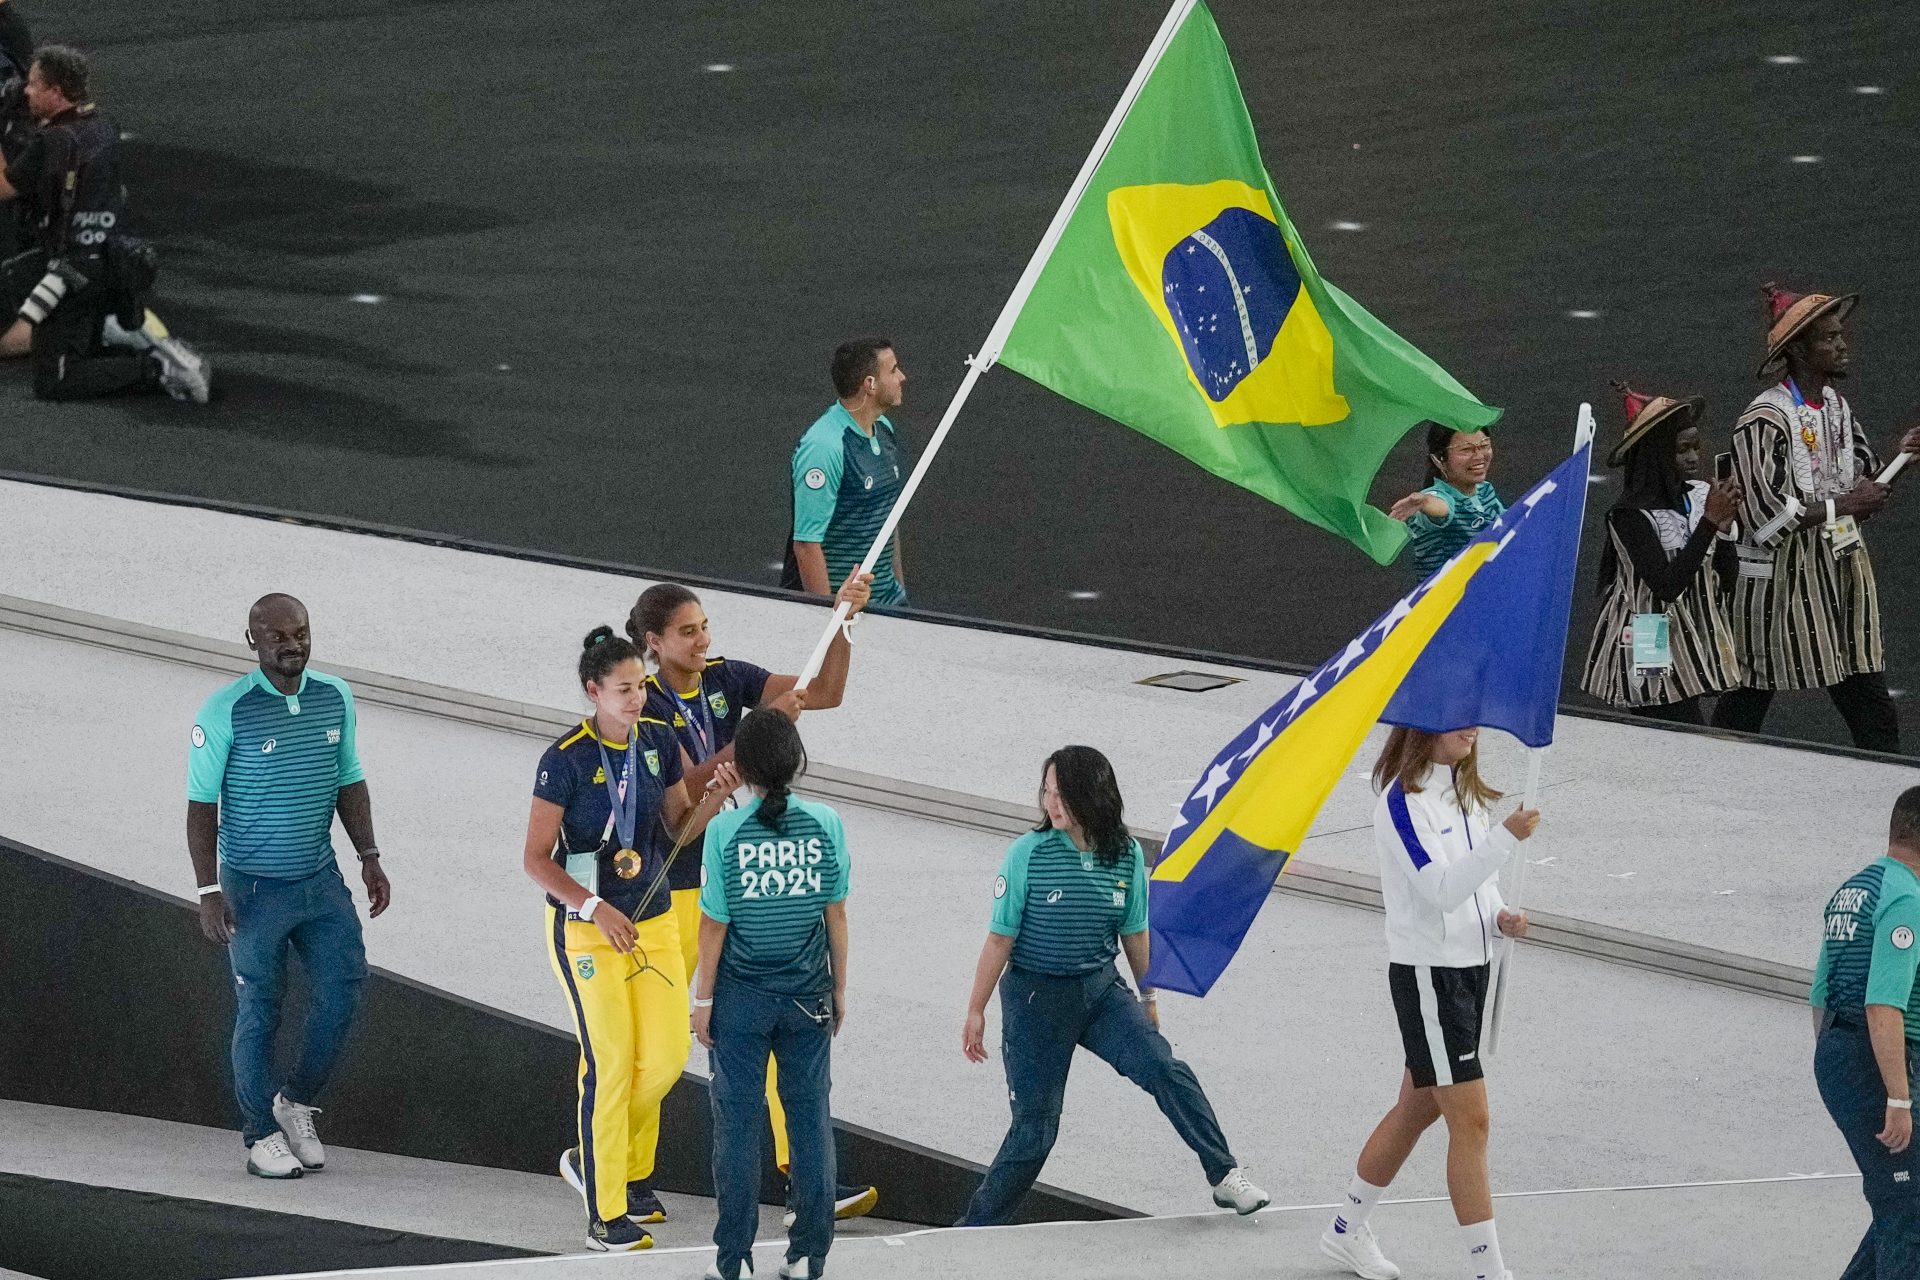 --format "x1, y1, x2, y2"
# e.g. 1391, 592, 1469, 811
613, 848, 643, 880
